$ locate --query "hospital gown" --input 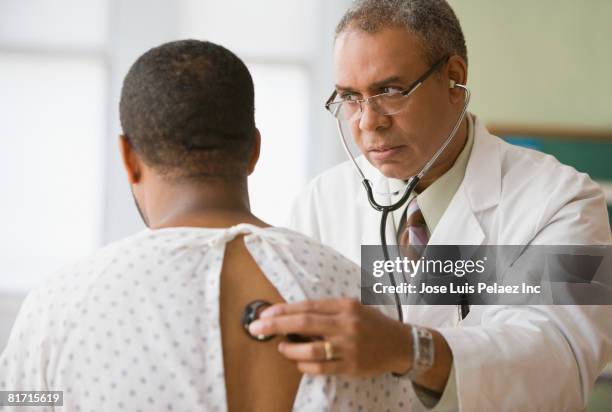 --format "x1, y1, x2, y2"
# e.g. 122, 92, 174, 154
0, 224, 414, 411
